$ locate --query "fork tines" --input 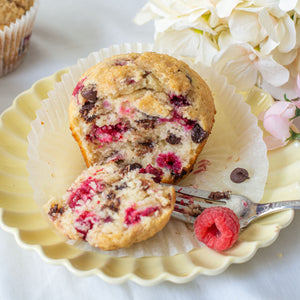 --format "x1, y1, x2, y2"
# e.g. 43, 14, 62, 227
168, 184, 232, 224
